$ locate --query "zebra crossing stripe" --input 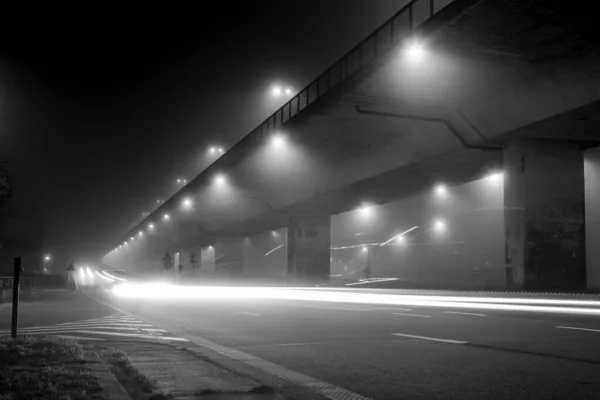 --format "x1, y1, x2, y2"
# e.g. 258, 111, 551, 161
0, 313, 186, 342
63, 330, 188, 341
0, 326, 158, 334
56, 335, 105, 341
